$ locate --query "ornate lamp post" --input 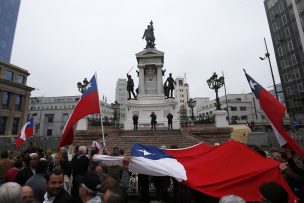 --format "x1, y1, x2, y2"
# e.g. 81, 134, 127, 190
207, 72, 225, 110
187, 98, 197, 120
111, 101, 120, 128
77, 78, 89, 93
